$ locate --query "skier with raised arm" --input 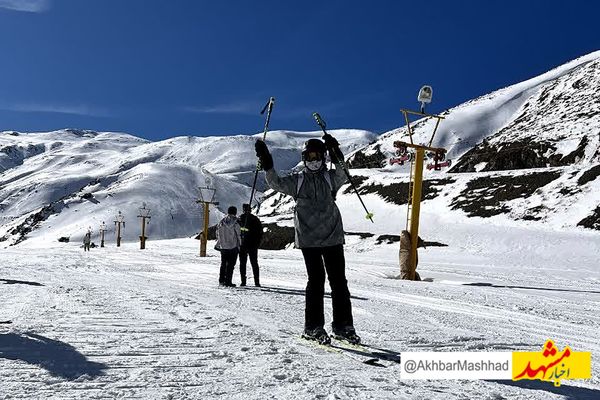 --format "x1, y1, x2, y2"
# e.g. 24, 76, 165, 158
254, 135, 360, 345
